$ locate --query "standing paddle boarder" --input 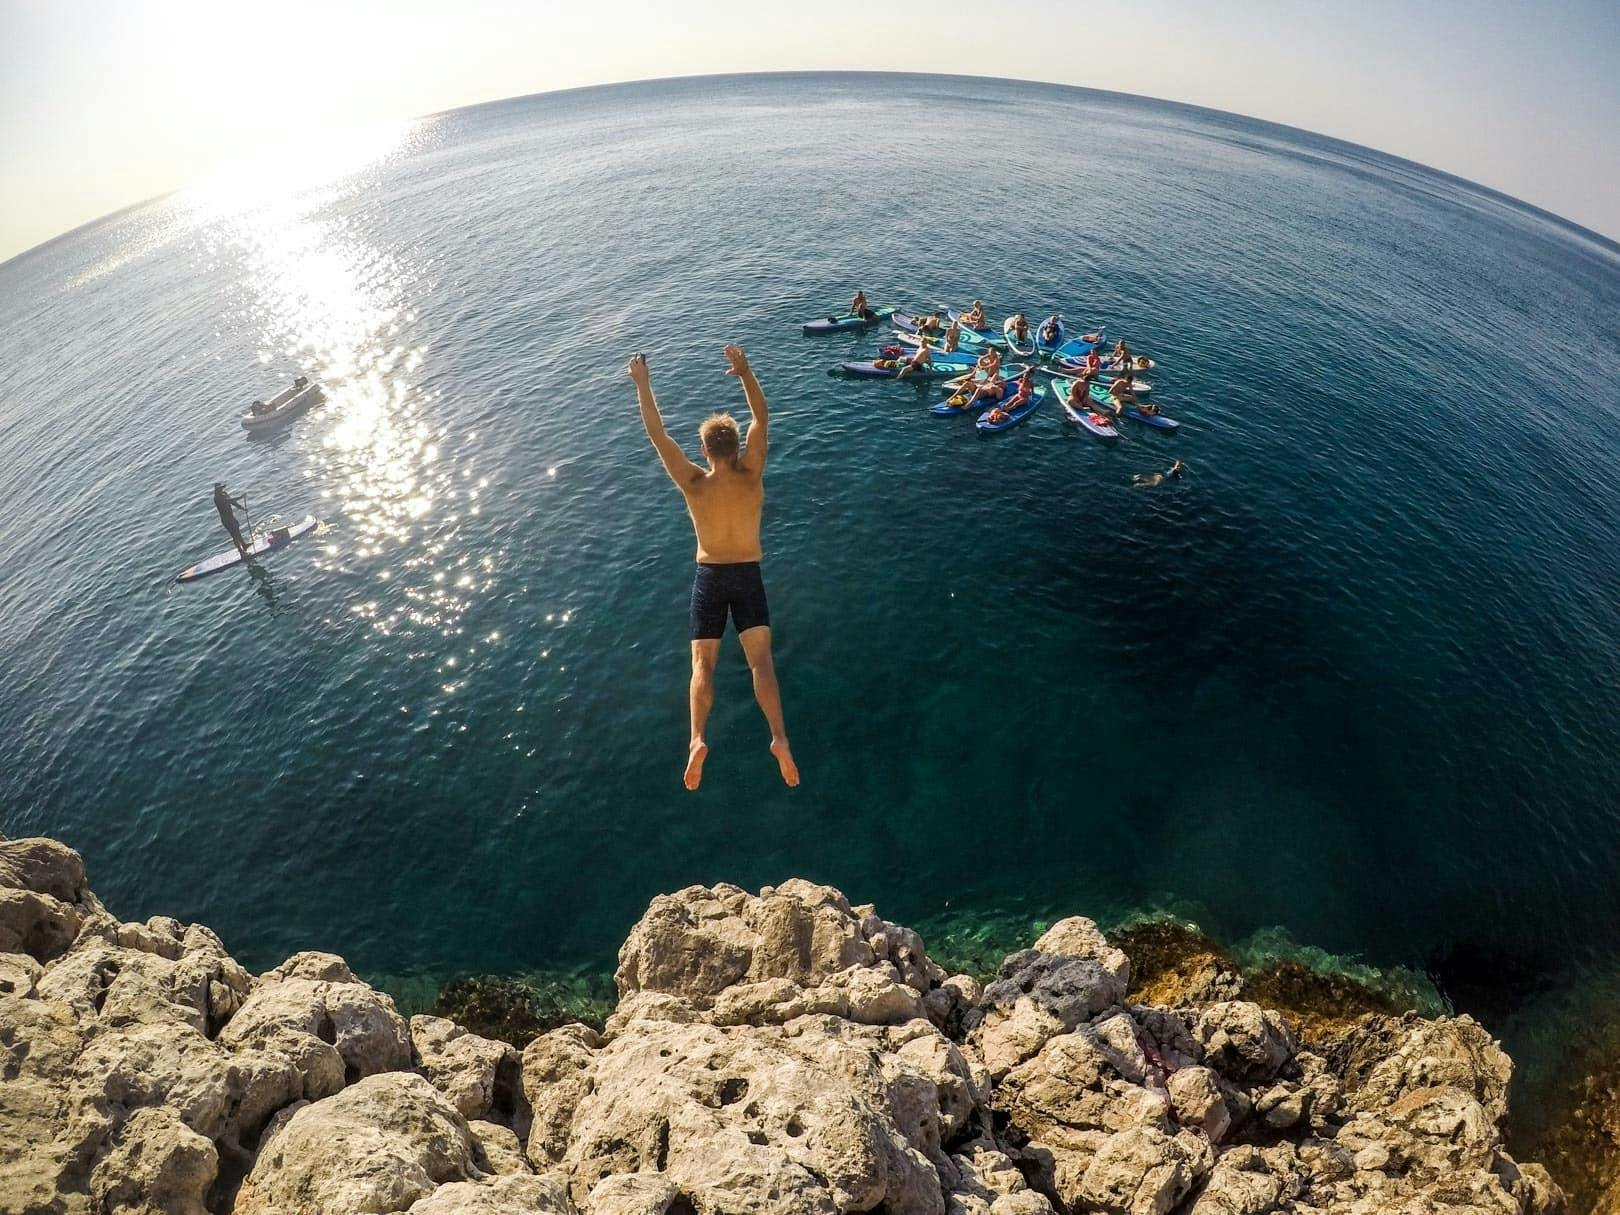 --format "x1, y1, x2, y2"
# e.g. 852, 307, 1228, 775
212, 482, 251, 560
629, 347, 800, 791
